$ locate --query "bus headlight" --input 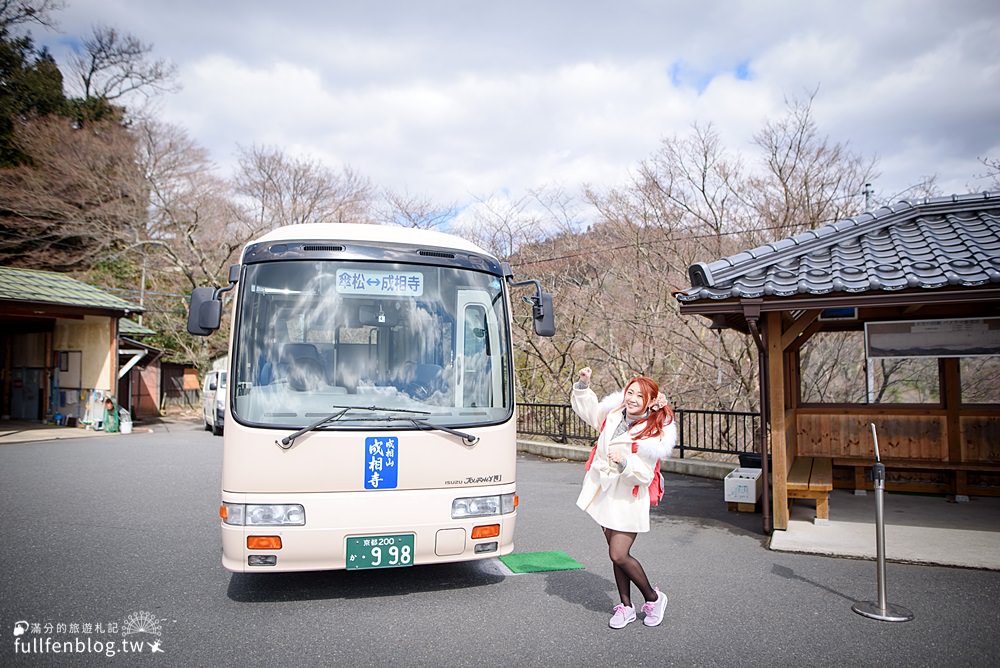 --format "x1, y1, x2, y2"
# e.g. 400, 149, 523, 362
451, 493, 516, 519
221, 503, 305, 526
